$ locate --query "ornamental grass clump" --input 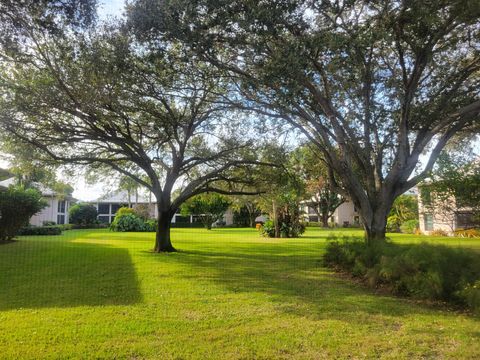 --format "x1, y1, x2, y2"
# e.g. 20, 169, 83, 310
324, 236, 480, 313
